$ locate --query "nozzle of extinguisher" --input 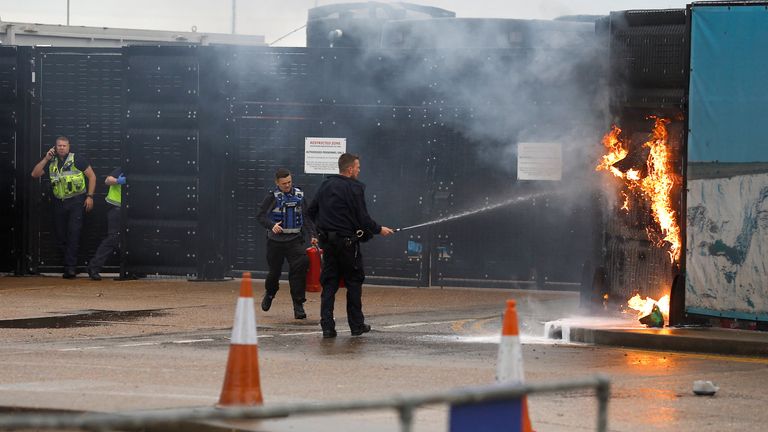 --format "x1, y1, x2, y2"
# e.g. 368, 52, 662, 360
394, 228, 402, 232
